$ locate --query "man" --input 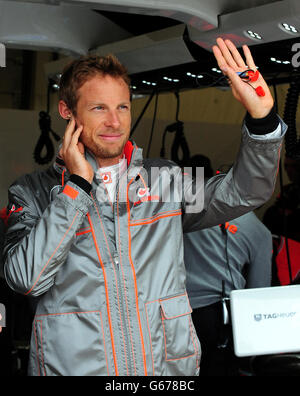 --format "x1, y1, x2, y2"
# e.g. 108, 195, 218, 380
4, 38, 286, 376
184, 211, 272, 376
264, 156, 300, 242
